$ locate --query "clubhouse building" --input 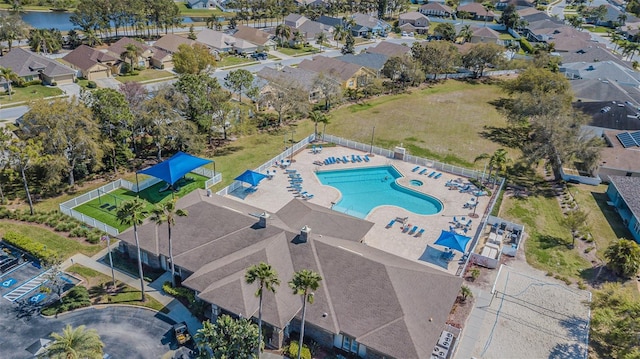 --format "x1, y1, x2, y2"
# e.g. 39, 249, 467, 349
117, 189, 463, 358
